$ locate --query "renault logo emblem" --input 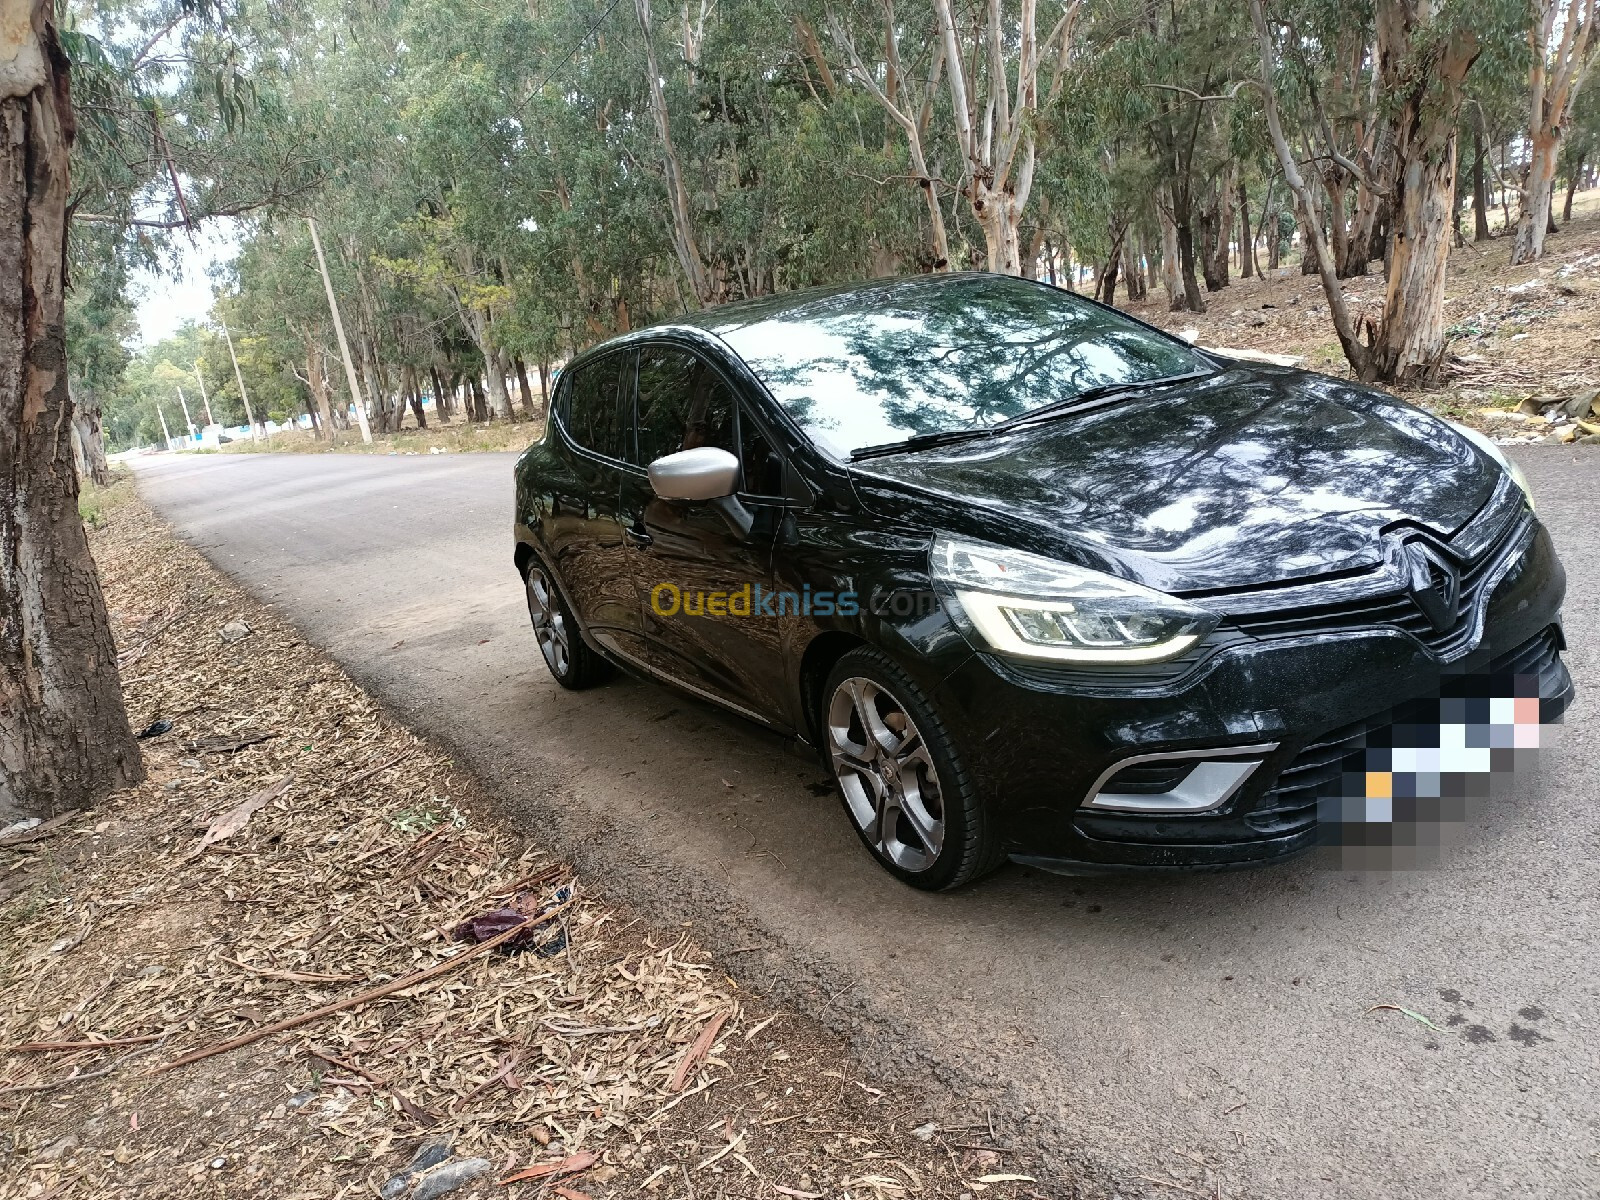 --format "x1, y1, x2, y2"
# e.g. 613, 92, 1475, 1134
1402, 539, 1460, 633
